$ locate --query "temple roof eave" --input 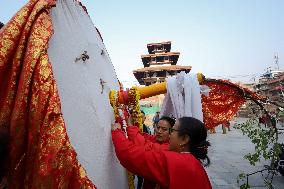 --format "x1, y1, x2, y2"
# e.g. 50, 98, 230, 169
141, 52, 180, 58
147, 41, 171, 47
133, 66, 192, 73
